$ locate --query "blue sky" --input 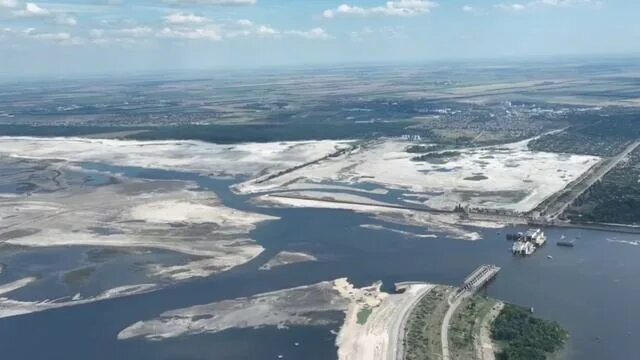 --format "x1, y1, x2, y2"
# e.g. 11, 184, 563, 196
0, 0, 638, 78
